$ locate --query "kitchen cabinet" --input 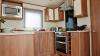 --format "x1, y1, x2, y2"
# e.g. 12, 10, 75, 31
0, 32, 55, 56
4, 0, 23, 3
45, 8, 64, 22
74, 0, 87, 17
34, 32, 55, 56
70, 32, 90, 56
90, 0, 100, 55
0, 34, 35, 56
